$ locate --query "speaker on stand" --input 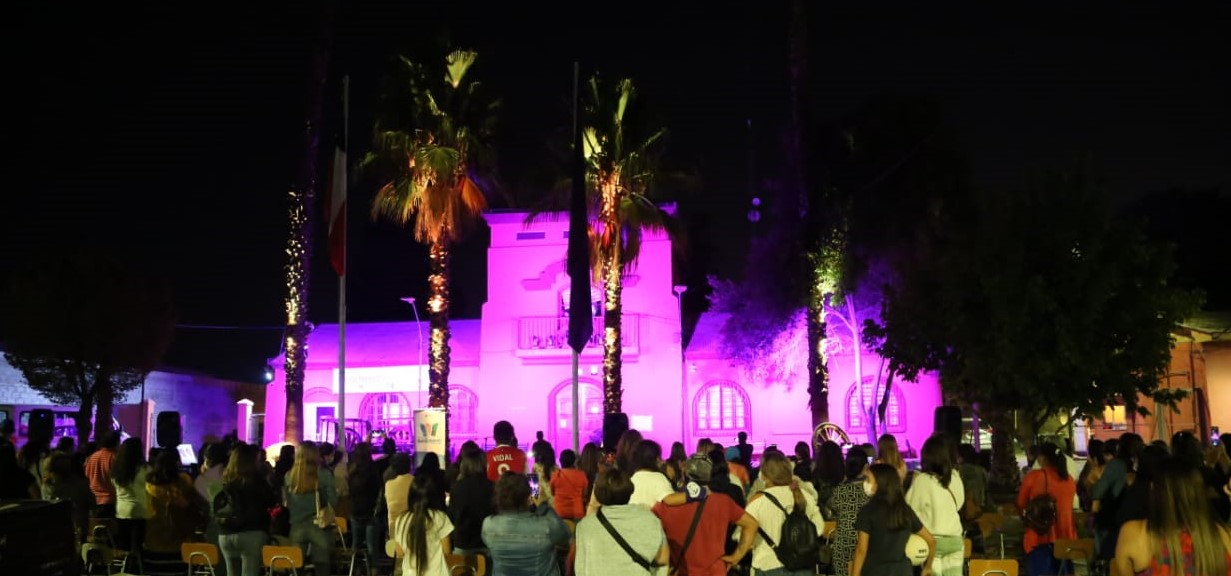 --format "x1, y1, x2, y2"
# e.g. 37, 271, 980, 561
27, 409, 54, 443
156, 411, 183, 449
602, 413, 629, 452
934, 405, 963, 444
